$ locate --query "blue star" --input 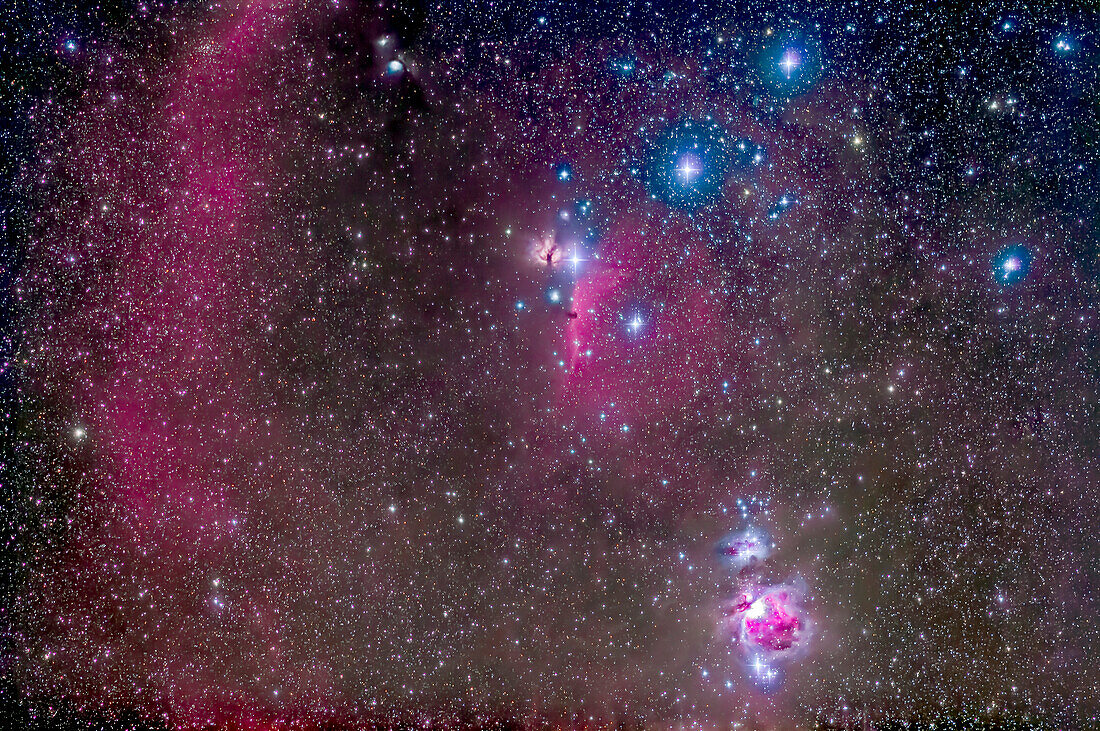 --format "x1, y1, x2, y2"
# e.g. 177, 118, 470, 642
993, 244, 1032, 285
756, 32, 822, 96
778, 49, 800, 78
767, 194, 797, 220
620, 303, 655, 341
642, 119, 746, 209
